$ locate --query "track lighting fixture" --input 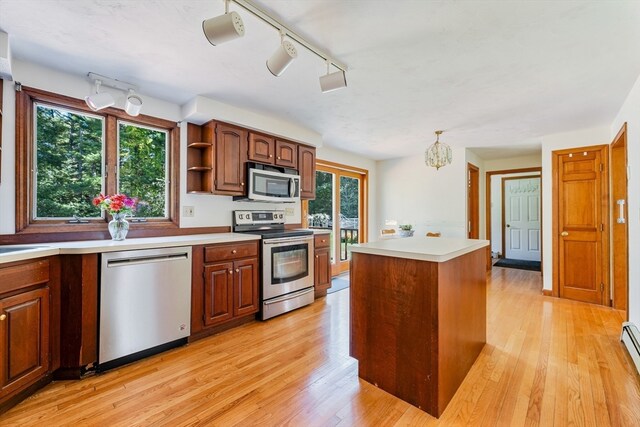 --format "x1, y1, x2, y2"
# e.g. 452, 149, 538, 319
124, 90, 143, 117
266, 34, 297, 77
203, 0, 348, 89
202, 0, 245, 46
319, 61, 347, 93
85, 80, 115, 111
85, 72, 142, 116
